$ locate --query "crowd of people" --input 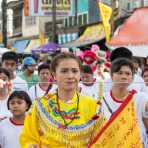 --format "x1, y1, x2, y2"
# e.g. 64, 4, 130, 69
0, 47, 148, 147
